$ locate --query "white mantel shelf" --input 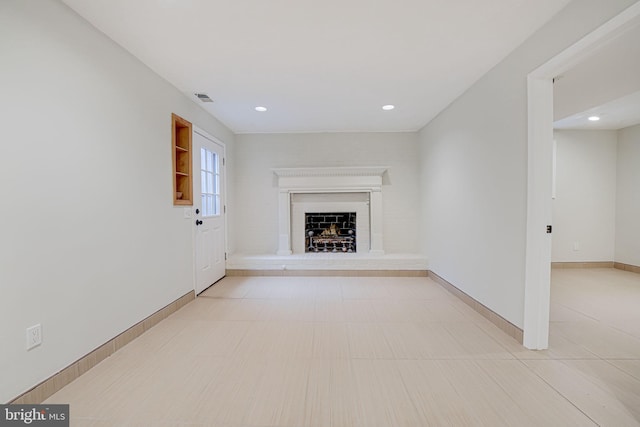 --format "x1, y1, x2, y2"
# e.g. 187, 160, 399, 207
273, 166, 389, 256
272, 166, 389, 178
